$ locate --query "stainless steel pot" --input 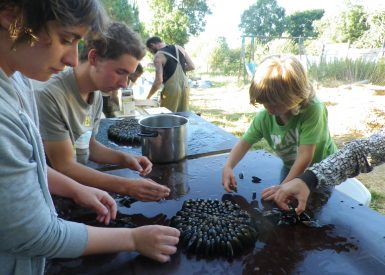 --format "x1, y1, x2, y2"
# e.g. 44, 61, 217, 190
138, 114, 188, 163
